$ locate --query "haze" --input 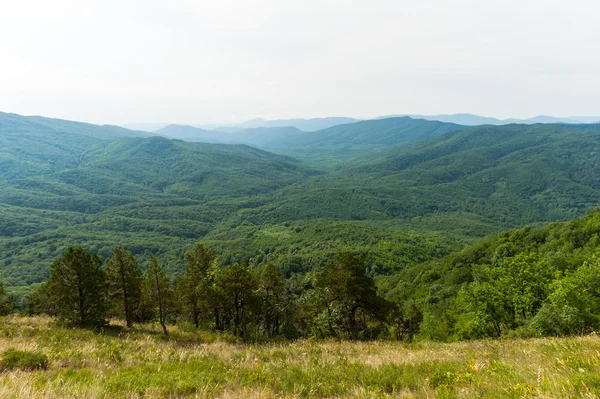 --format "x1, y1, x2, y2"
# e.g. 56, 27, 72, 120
1, 0, 598, 125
